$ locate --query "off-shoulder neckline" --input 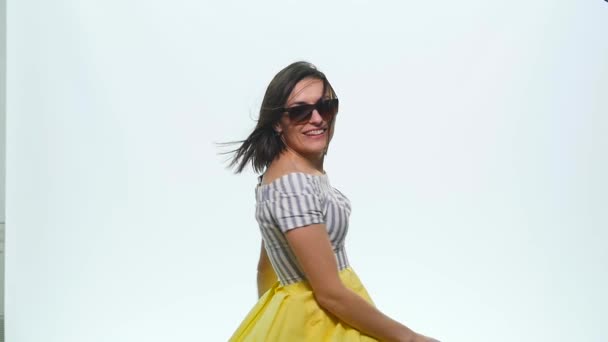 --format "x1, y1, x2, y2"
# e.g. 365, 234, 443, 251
257, 171, 327, 188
